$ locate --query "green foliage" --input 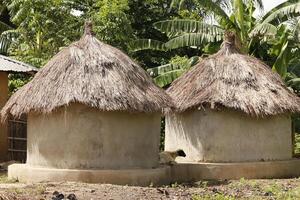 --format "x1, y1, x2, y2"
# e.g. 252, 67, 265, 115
130, 39, 167, 51
92, 0, 134, 51
1, 0, 300, 96
269, 26, 290, 78
147, 55, 199, 87
261, 1, 300, 25
0, 173, 17, 183
8, 74, 32, 95
154, 19, 224, 37
128, 0, 194, 67
295, 133, 300, 154
268, 19, 300, 79
192, 193, 235, 200
131, 0, 300, 86
0, 4, 13, 55
3, 0, 82, 67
